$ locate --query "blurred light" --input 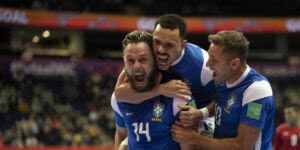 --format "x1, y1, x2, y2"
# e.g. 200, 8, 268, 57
42, 30, 50, 38
32, 35, 39, 43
